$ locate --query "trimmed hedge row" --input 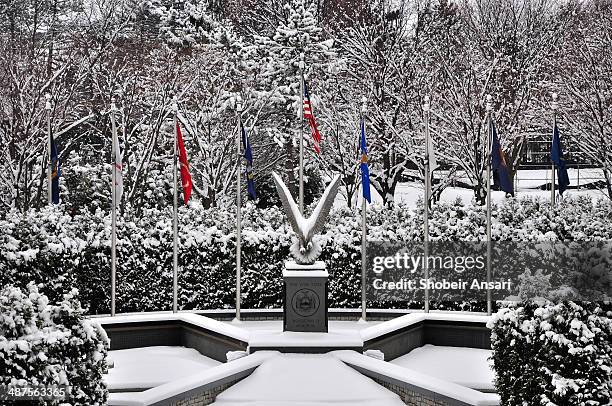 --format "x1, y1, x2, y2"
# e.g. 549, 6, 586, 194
1, 196, 611, 314
488, 301, 612, 405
